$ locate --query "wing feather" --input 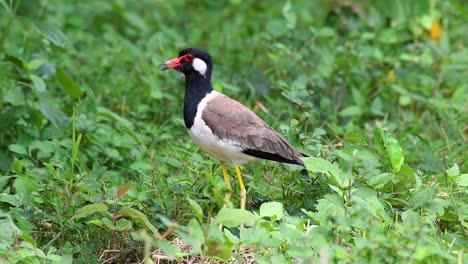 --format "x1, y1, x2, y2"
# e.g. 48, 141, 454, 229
202, 93, 304, 165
